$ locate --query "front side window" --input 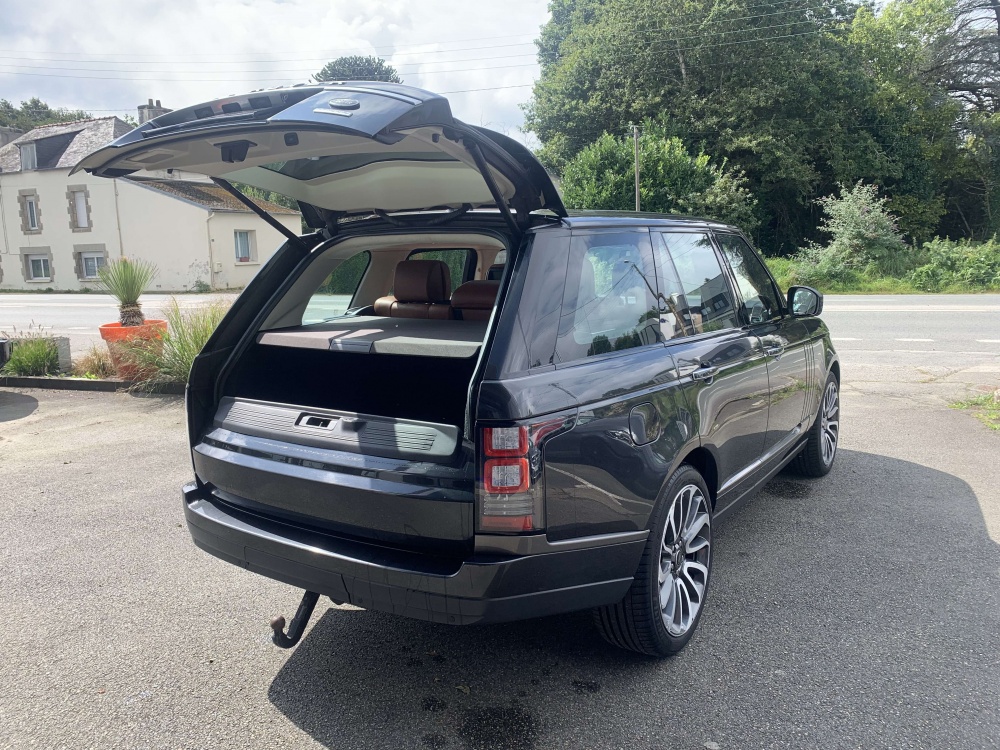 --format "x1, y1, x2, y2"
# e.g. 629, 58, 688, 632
82, 253, 106, 279
406, 248, 474, 293
654, 232, 740, 337
715, 233, 783, 324
25, 196, 39, 231
555, 231, 661, 363
234, 230, 256, 262
302, 251, 371, 324
28, 255, 50, 281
